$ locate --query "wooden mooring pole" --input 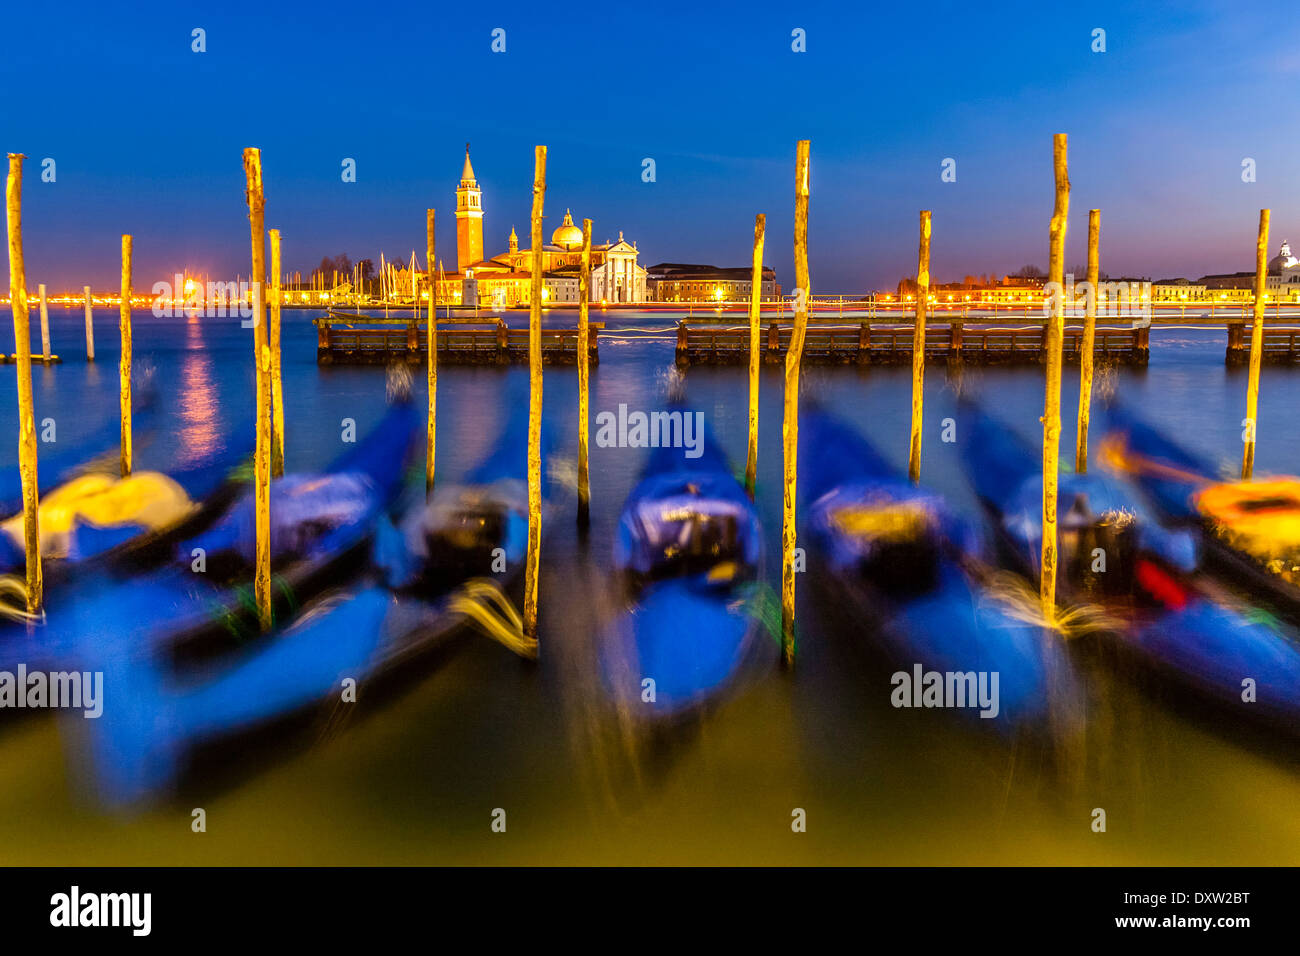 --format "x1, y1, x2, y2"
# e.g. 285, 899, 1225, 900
781, 140, 811, 667
1242, 208, 1271, 480
524, 146, 546, 640
119, 235, 133, 476
243, 148, 272, 631
37, 283, 50, 359
1040, 133, 1070, 618
426, 208, 437, 493
6, 154, 41, 613
270, 228, 285, 478
83, 285, 94, 360
577, 217, 592, 526
746, 213, 765, 498
1075, 209, 1100, 472
908, 210, 931, 483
